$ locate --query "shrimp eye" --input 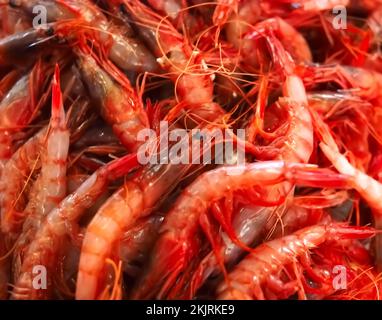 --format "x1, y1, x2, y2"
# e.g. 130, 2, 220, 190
45, 27, 55, 37
9, 0, 21, 8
